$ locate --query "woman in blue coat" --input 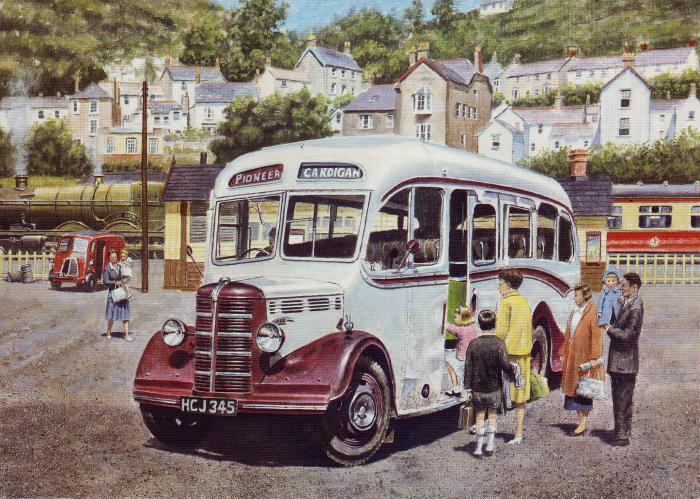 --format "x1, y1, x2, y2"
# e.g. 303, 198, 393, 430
104, 249, 131, 341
